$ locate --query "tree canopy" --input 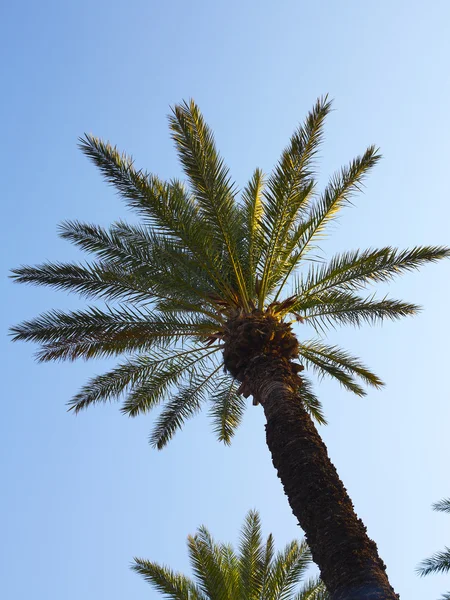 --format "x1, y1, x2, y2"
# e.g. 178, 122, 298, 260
11, 98, 449, 447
